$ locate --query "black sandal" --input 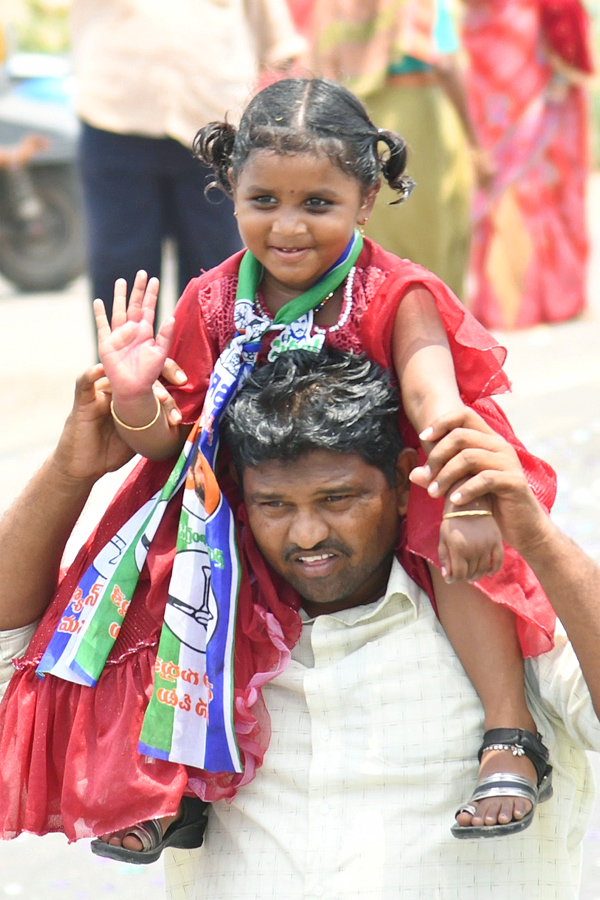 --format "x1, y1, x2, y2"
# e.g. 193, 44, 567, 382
451, 728, 553, 839
90, 797, 209, 864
